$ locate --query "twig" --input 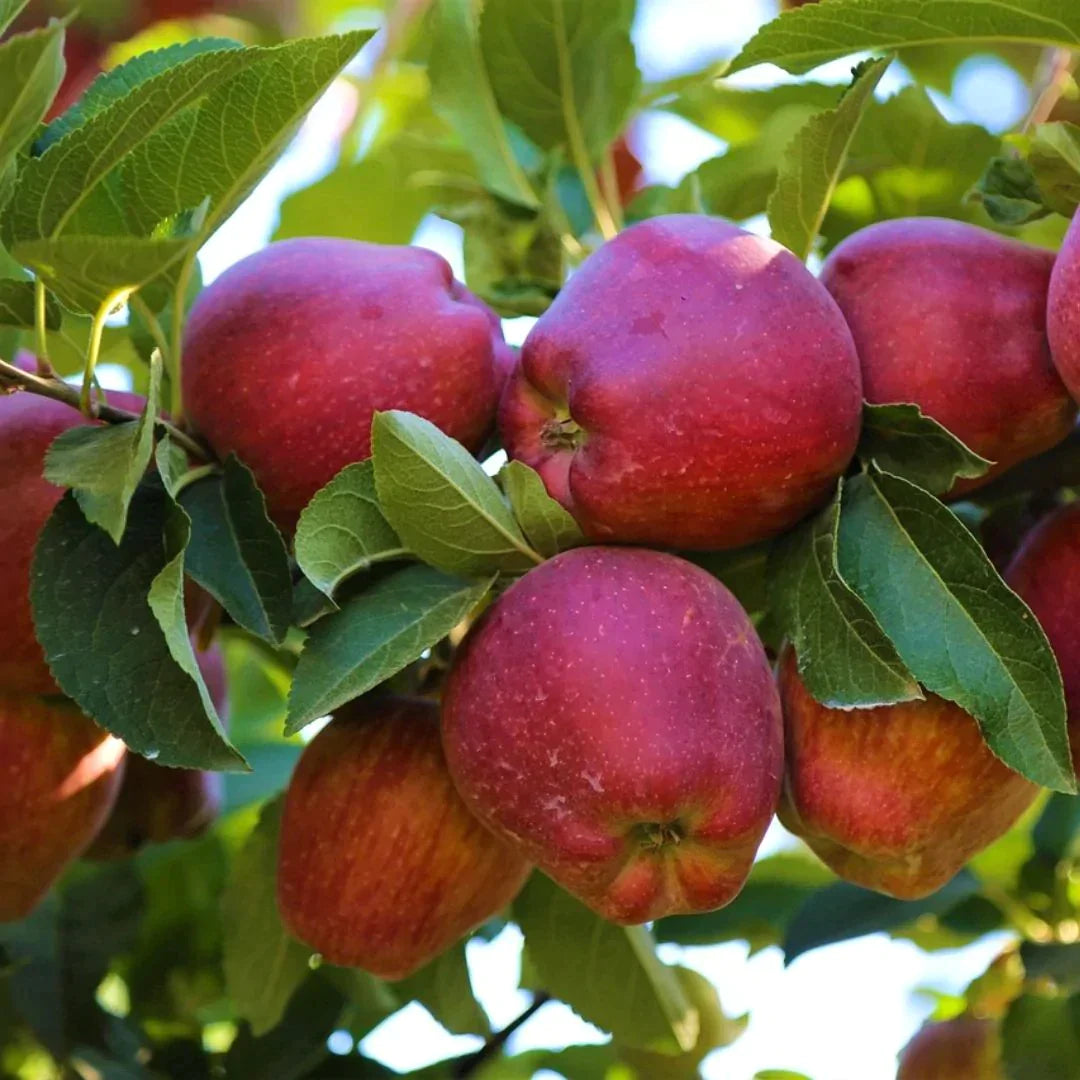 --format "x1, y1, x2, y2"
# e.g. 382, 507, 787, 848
452, 992, 552, 1079
0, 356, 212, 463
1022, 47, 1077, 133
